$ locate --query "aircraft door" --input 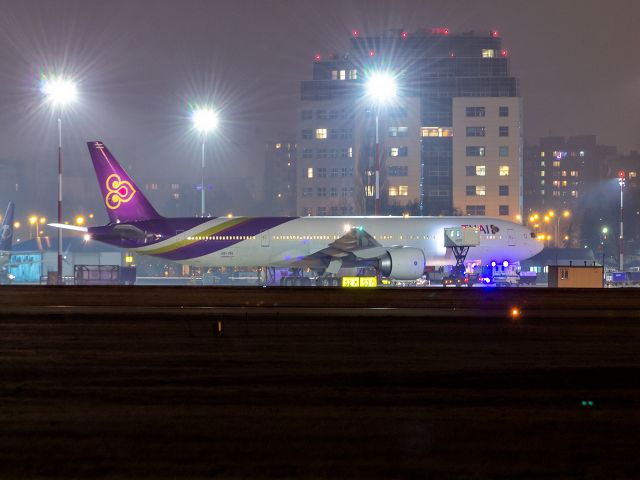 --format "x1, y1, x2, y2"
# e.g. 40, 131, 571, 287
507, 229, 516, 246
260, 230, 270, 247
